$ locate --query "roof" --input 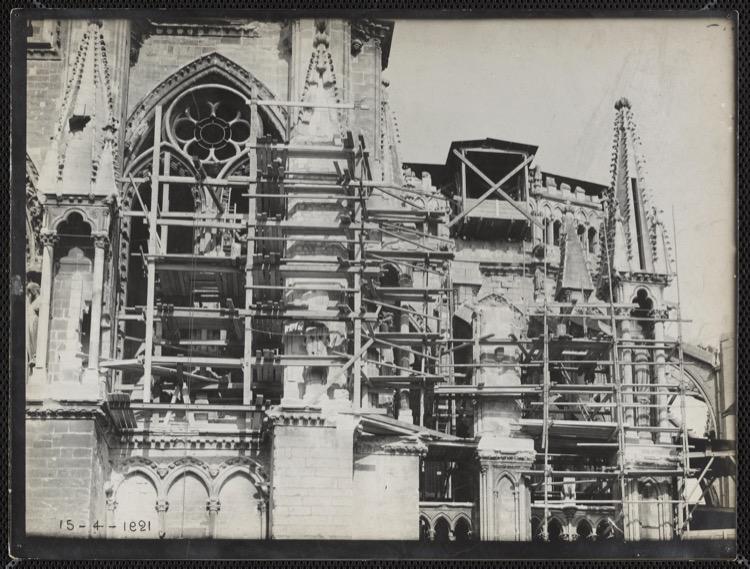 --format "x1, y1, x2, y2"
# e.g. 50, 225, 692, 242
556, 210, 595, 297
538, 171, 608, 197
359, 413, 462, 442
444, 138, 539, 168
405, 138, 607, 195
